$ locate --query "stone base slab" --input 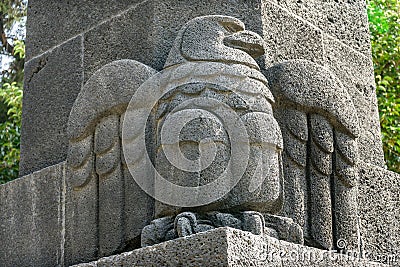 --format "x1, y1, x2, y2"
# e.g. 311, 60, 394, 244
73, 227, 387, 267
